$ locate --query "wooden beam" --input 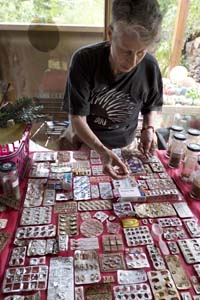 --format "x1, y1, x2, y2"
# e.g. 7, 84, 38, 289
169, 0, 190, 73
104, 0, 112, 41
